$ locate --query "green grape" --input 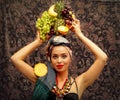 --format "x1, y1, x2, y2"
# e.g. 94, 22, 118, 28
36, 7, 66, 40
36, 11, 57, 40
